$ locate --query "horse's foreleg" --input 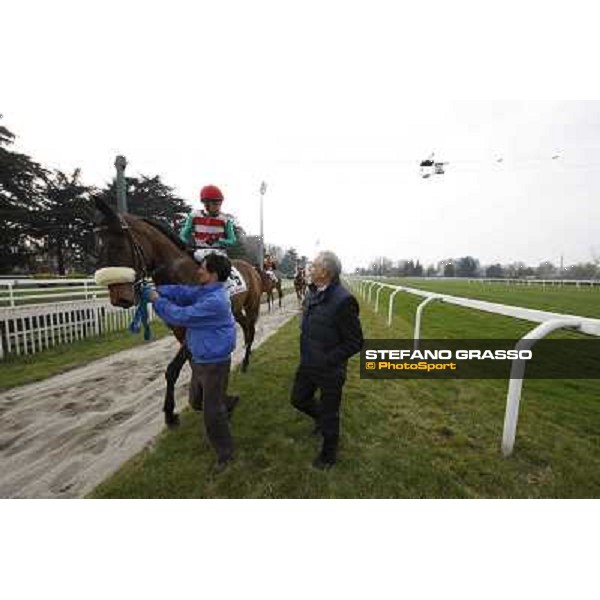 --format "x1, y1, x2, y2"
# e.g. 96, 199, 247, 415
164, 345, 189, 427
242, 307, 258, 372
278, 284, 283, 308
234, 310, 250, 372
